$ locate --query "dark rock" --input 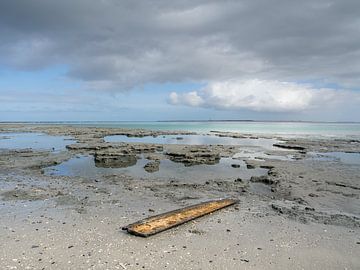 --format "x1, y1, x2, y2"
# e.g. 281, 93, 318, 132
166, 146, 220, 166
144, 161, 160, 173
273, 143, 306, 151
94, 153, 137, 168
188, 229, 205, 235
250, 175, 275, 185
293, 197, 308, 205
268, 169, 278, 177
260, 165, 274, 169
